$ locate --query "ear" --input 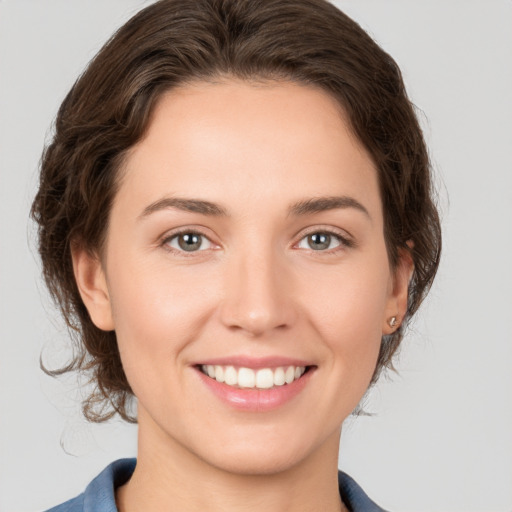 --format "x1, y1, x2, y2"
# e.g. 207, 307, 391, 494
382, 245, 414, 335
71, 244, 115, 331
